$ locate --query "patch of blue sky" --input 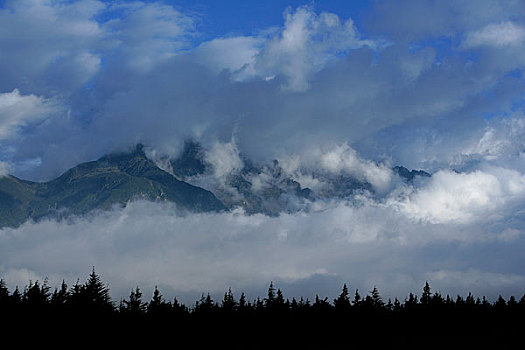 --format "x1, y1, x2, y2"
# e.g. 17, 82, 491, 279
125, 0, 372, 42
